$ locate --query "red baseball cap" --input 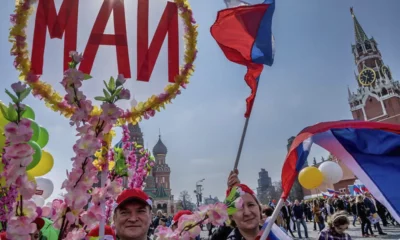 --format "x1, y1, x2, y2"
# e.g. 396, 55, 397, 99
0, 232, 6, 240
34, 218, 45, 230
116, 188, 152, 209
226, 184, 255, 197
87, 225, 116, 240
171, 210, 193, 226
